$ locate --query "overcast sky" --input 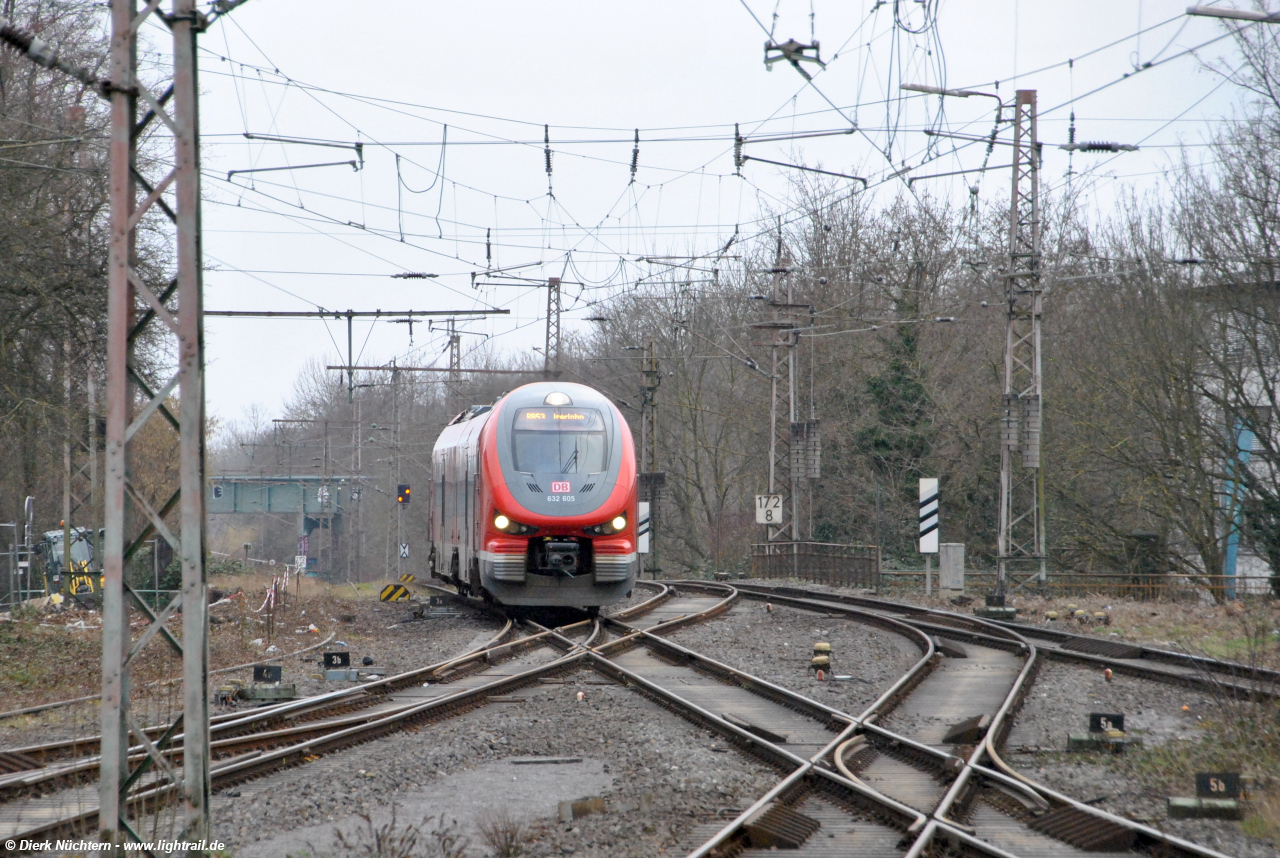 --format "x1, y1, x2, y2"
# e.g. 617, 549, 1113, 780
184, 1, 1261, 425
